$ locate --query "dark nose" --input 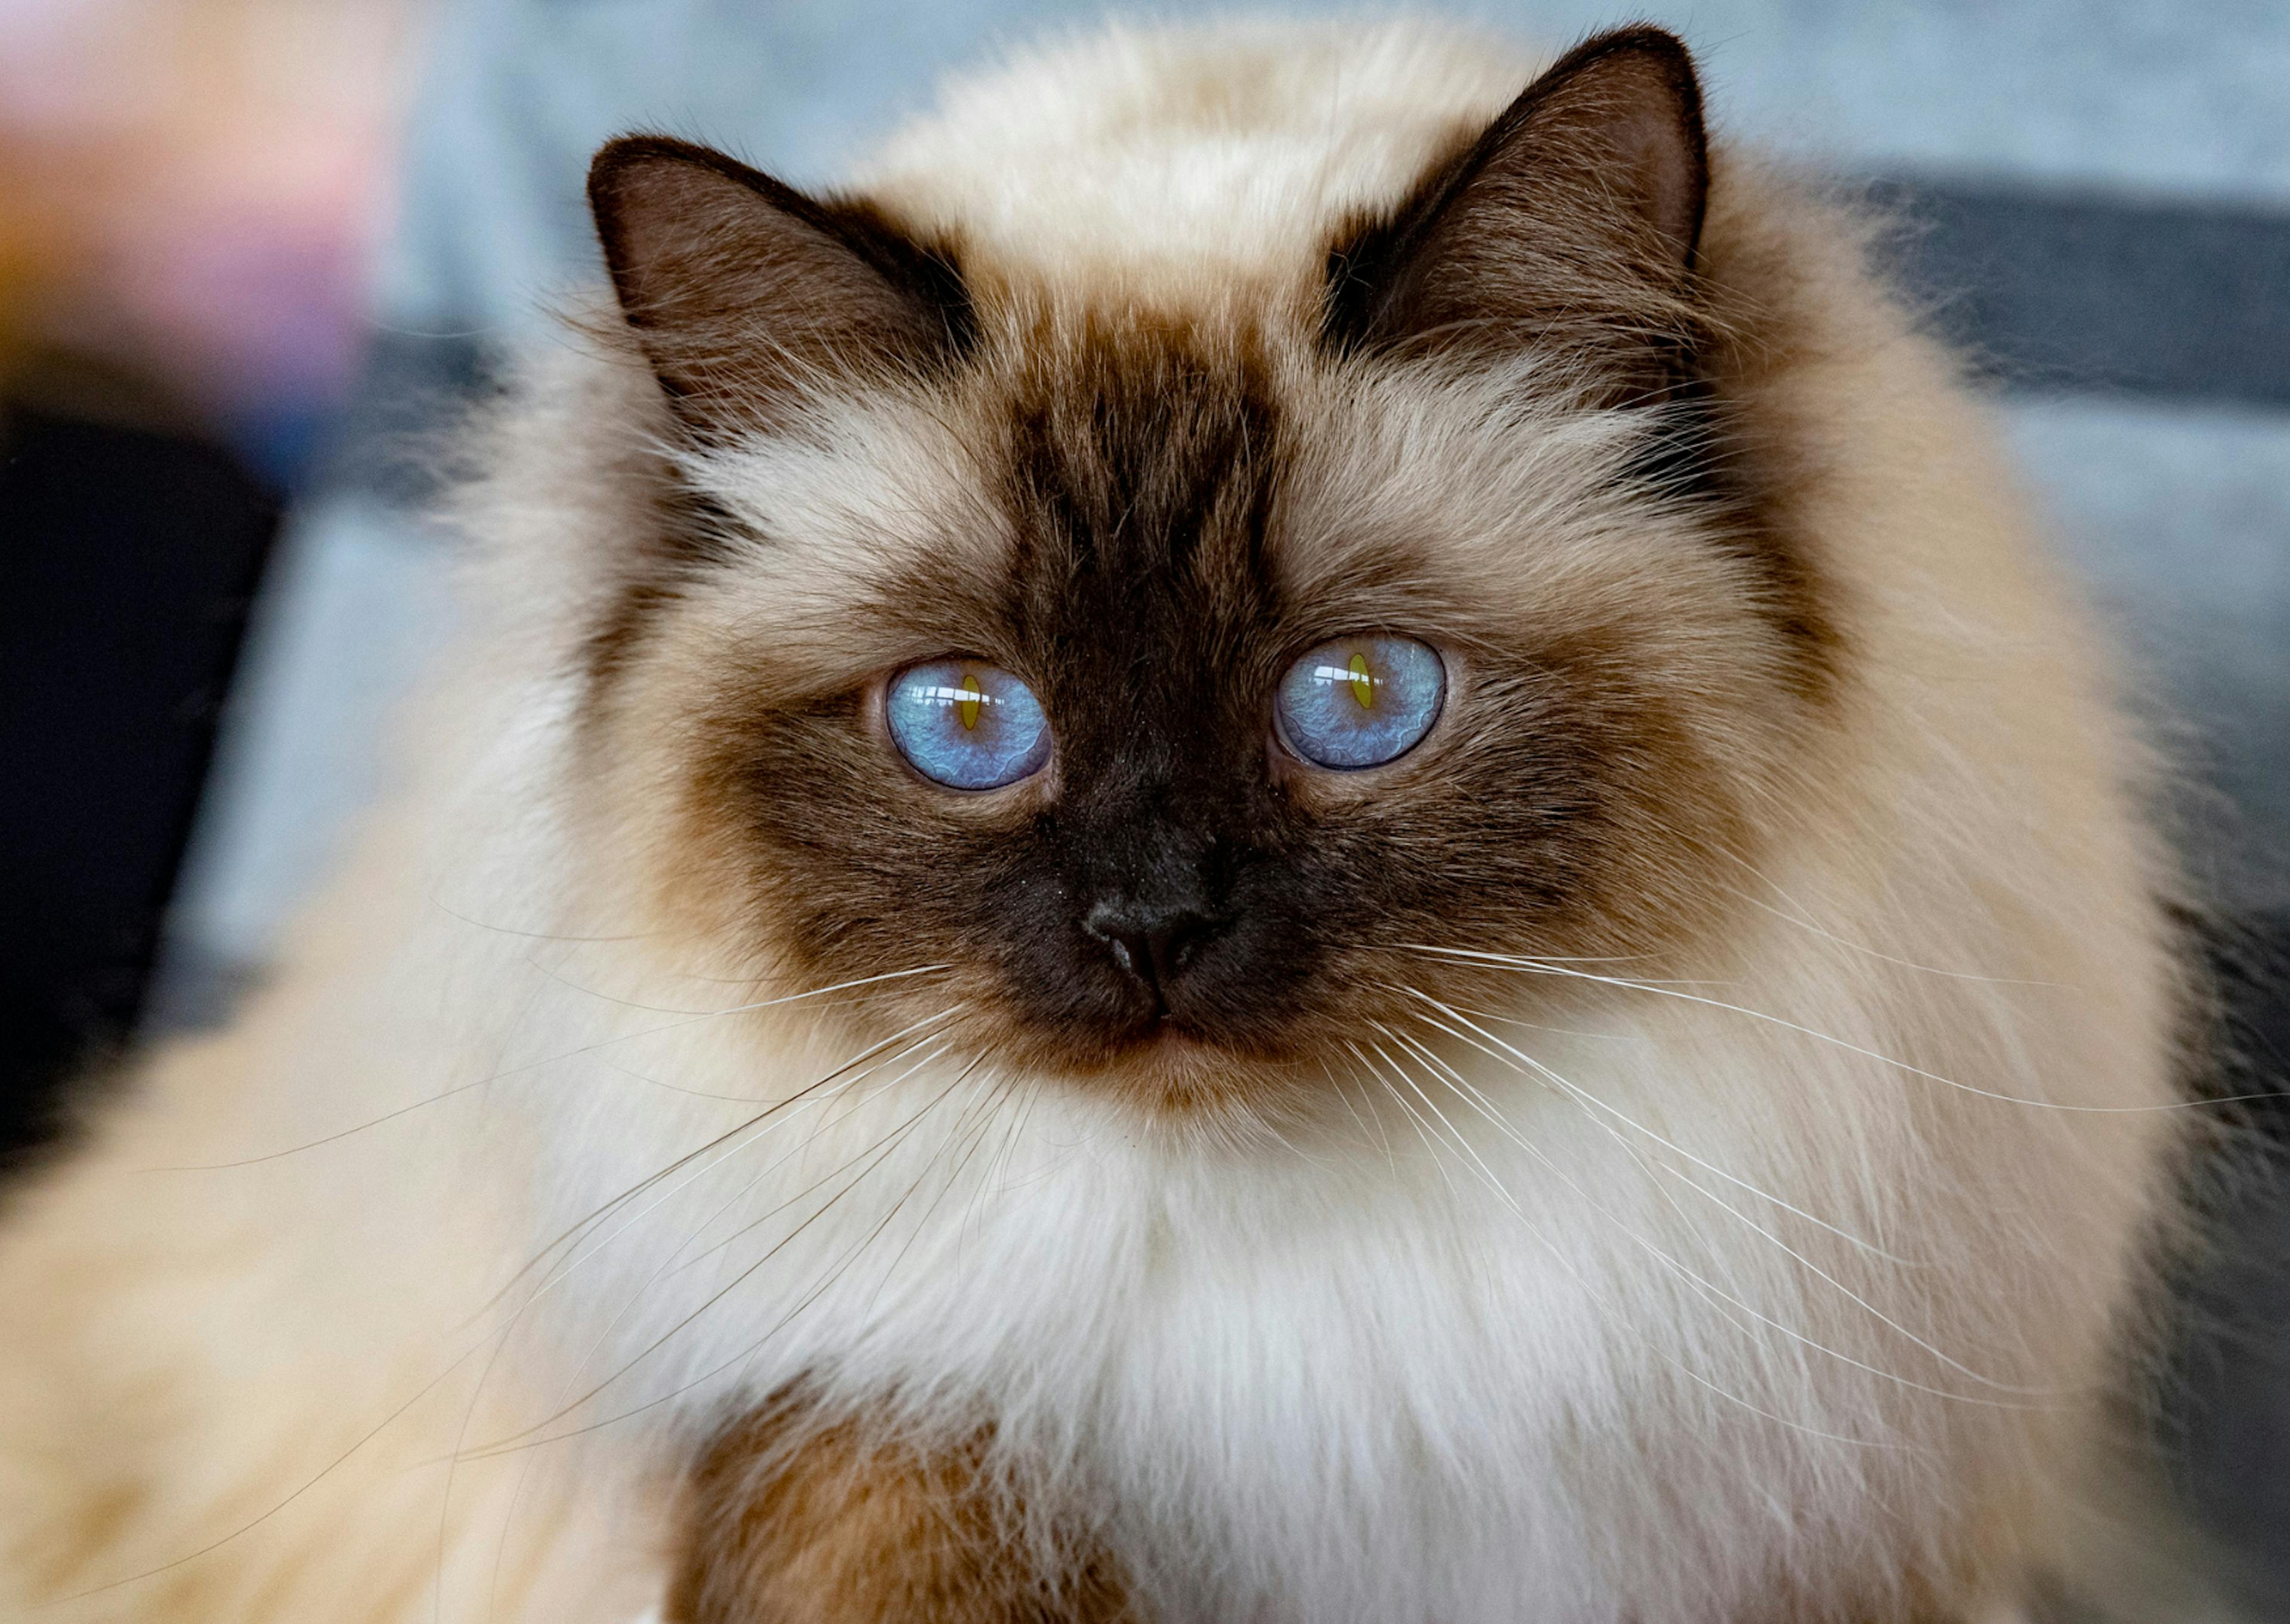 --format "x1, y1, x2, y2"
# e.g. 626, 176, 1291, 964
1083, 899, 1220, 1009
